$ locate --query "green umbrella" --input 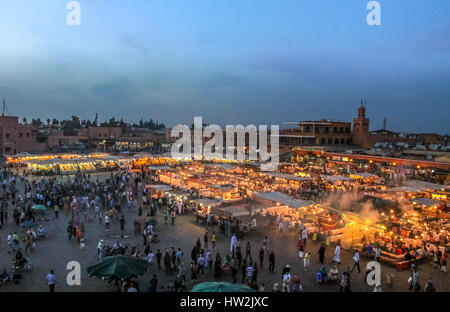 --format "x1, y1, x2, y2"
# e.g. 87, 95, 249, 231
87, 255, 148, 281
191, 282, 255, 292
32, 205, 47, 211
